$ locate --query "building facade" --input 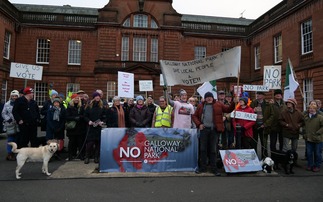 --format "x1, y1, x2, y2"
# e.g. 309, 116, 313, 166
0, 0, 322, 110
